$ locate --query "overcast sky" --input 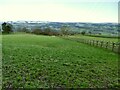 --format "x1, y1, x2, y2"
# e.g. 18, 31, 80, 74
0, 0, 119, 23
